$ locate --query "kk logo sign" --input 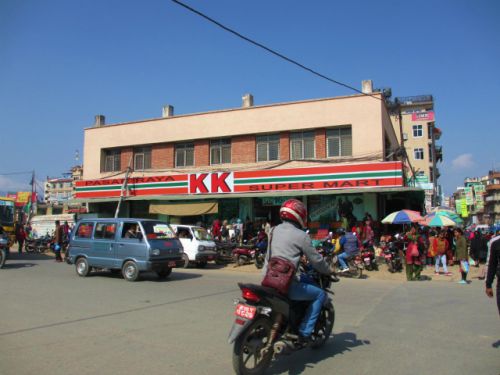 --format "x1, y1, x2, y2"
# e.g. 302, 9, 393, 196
189, 172, 234, 194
